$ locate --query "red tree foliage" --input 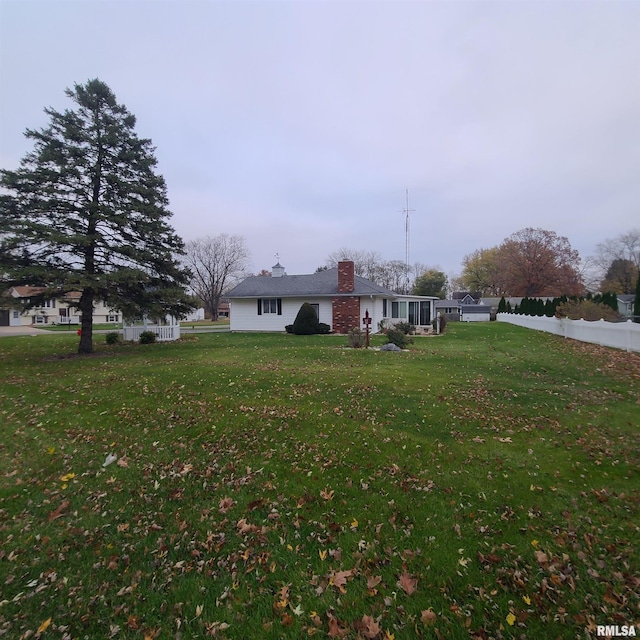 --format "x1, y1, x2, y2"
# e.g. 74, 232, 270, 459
495, 228, 583, 296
